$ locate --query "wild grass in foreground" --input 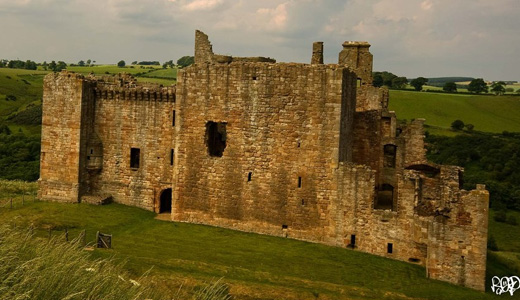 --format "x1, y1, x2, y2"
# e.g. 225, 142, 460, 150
0, 225, 164, 300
